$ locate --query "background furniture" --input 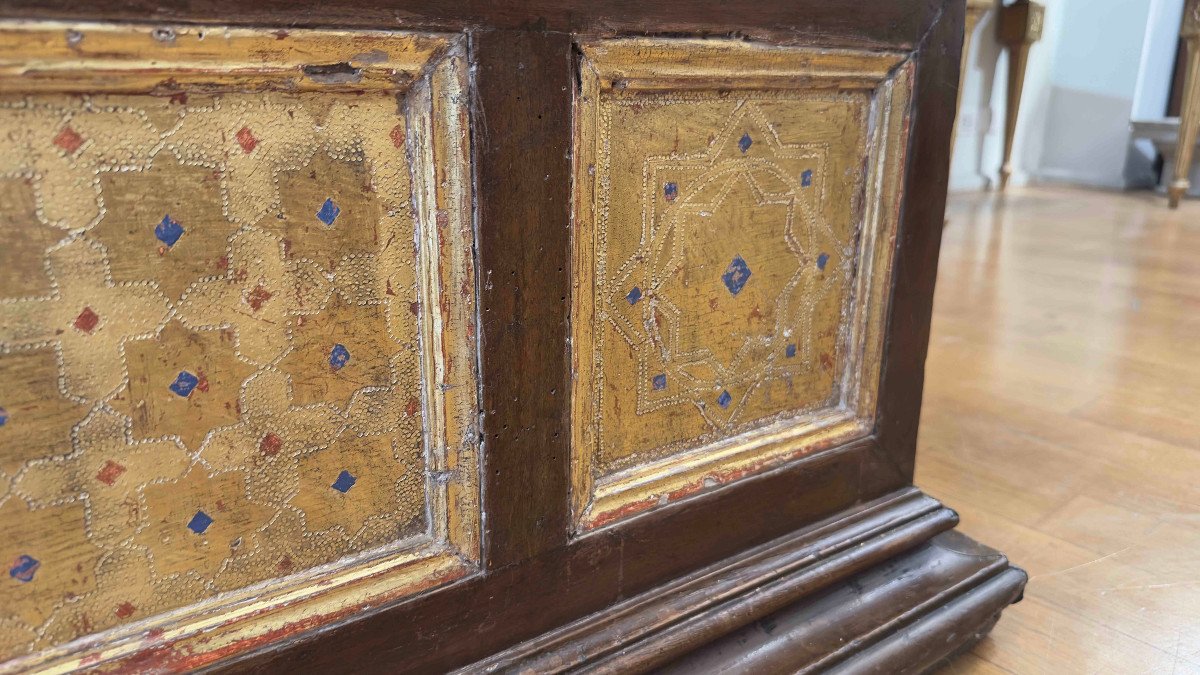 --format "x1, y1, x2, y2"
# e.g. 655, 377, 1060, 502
951, 0, 997, 154
1170, 0, 1200, 207
1131, 118, 1200, 198
0, 1, 1025, 671
997, 0, 1045, 190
